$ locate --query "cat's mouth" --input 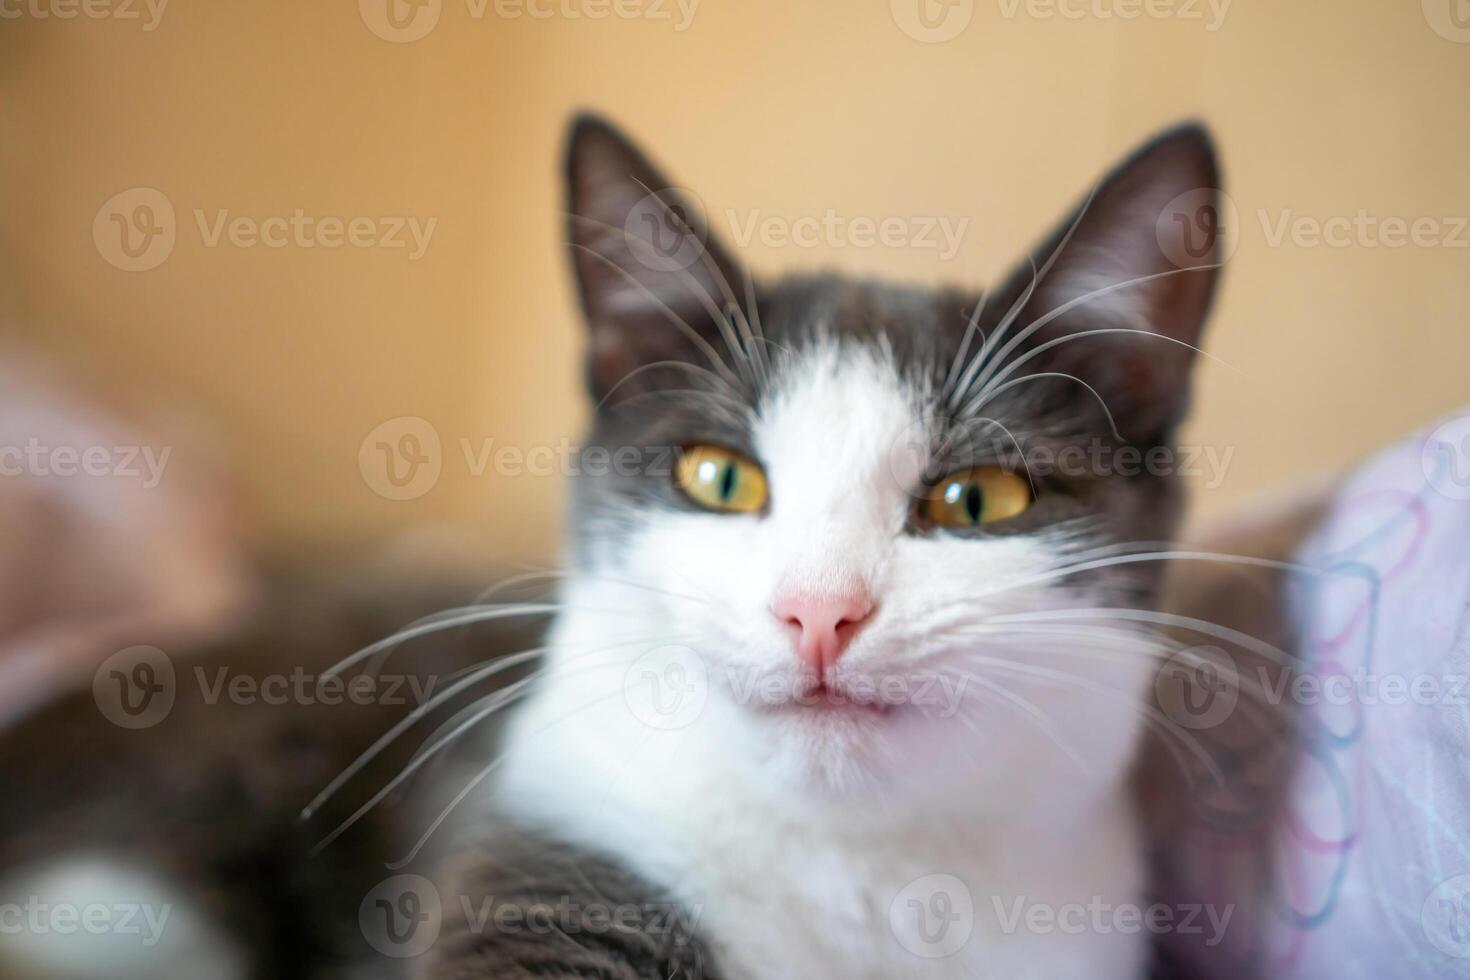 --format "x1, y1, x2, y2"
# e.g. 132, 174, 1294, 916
755, 678, 899, 721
